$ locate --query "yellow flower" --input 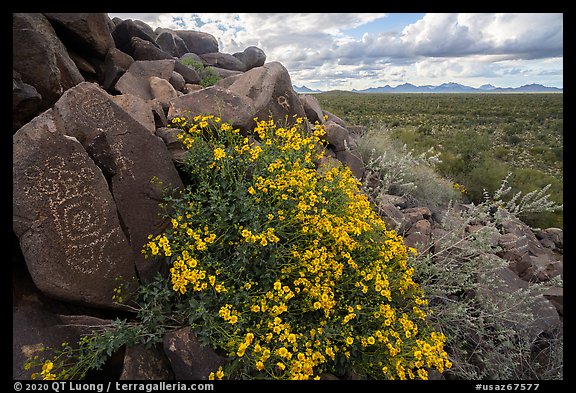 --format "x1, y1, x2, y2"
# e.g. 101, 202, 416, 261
216, 366, 225, 379
346, 337, 354, 345
213, 147, 226, 160
41, 360, 53, 375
